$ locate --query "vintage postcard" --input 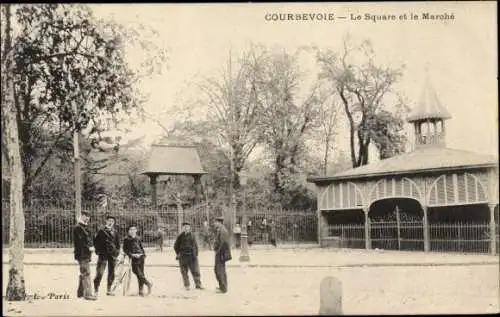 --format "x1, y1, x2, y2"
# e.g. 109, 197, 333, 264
1, 1, 498, 316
